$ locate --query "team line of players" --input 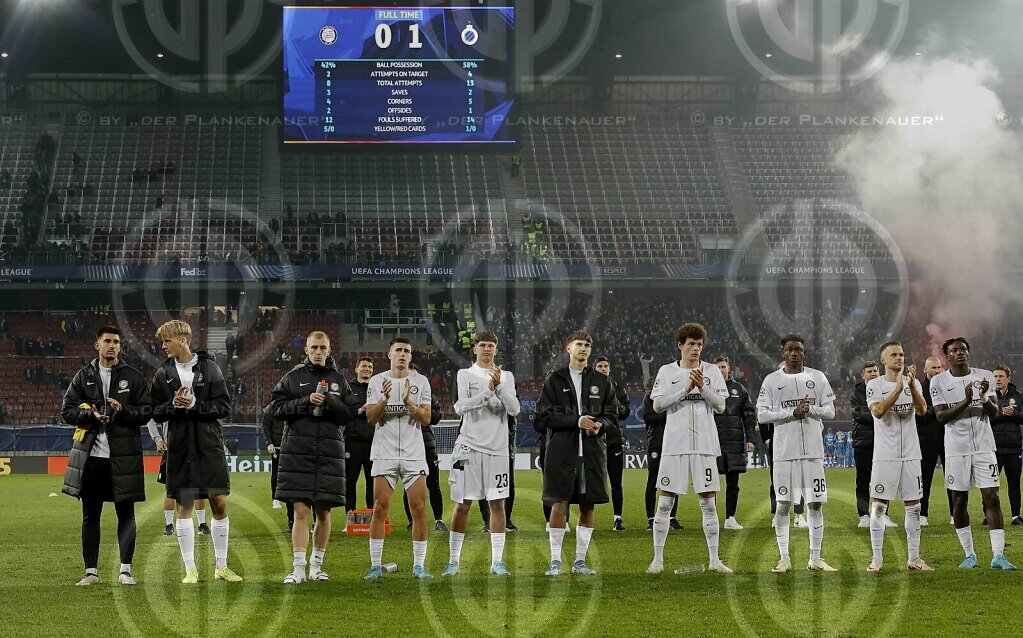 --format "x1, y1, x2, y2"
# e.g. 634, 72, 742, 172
61, 320, 1016, 585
